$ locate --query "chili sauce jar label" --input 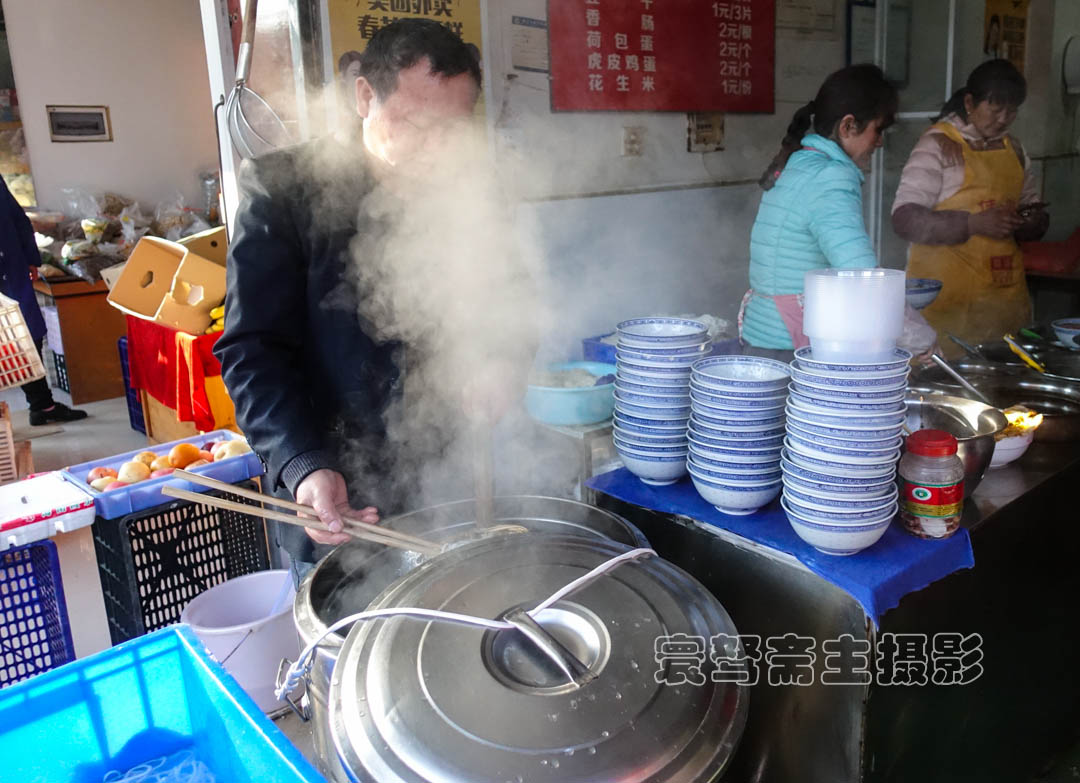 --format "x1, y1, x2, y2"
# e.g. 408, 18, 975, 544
901, 479, 964, 518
